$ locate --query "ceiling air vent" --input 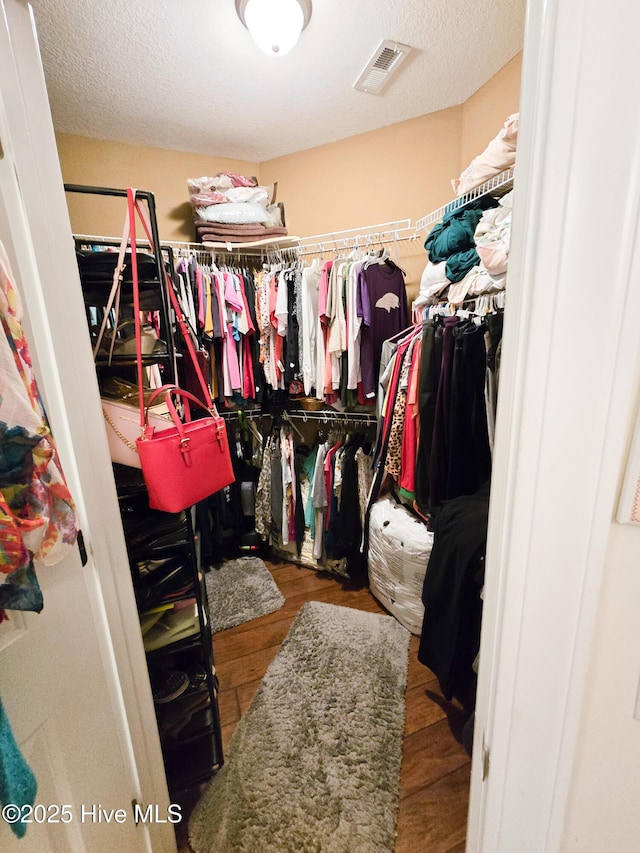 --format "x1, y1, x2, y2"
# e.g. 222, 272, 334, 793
354, 39, 412, 95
